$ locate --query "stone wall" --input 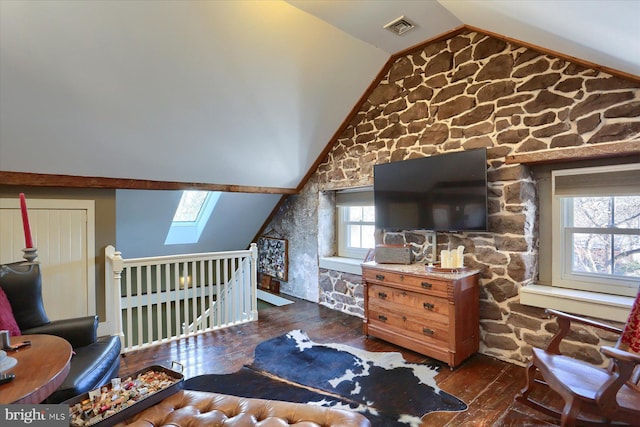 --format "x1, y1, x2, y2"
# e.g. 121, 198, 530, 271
265, 30, 639, 366
261, 175, 321, 302
319, 269, 364, 317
